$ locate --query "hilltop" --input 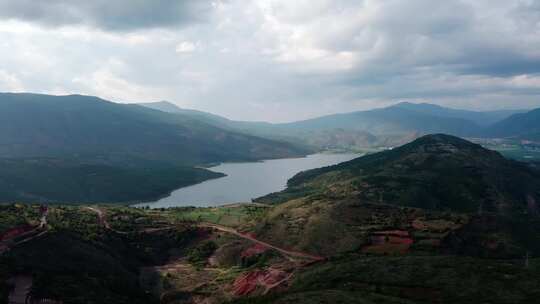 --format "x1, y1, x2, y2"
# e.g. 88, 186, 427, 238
253, 135, 540, 258
262, 134, 539, 214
